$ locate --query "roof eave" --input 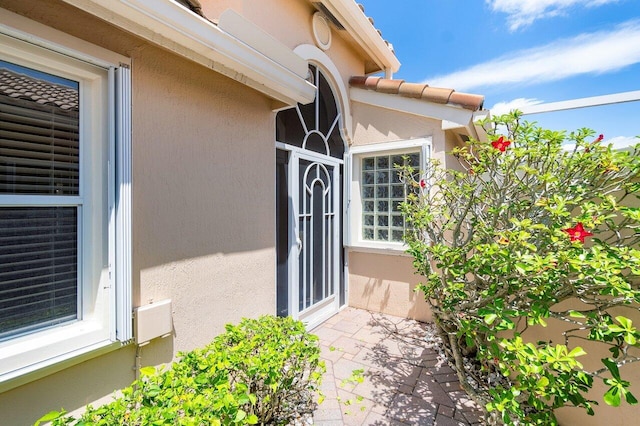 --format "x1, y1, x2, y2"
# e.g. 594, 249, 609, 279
318, 0, 400, 74
351, 87, 475, 126
59, 0, 315, 106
